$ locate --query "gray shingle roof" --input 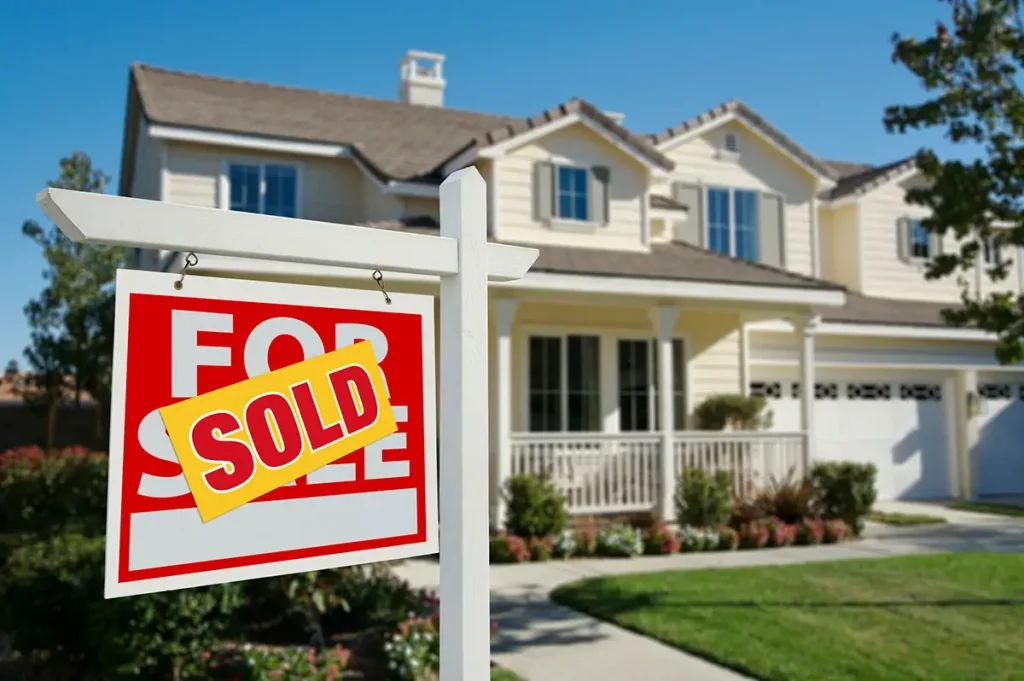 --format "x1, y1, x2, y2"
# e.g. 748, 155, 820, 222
822, 157, 917, 202
816, 291, 950, 327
